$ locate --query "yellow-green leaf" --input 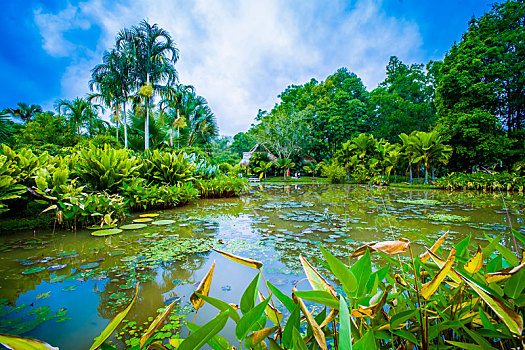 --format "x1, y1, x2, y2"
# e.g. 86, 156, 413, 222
464, 245, 483, 274
421, 248, 456, 300
90, 283, 139, 350
420, 231, 448, 263
485, 263, 525, 284
299, 254, 337, 298
258, 291, 283, 325
426, 249, 462, 284
213, 248, 263, 269
458, 271, 523, 335
245, 326, 279, 348
140, 299, 178, 348
297, 297, 327, 350
0, 333, 58, 350
190, 261, 215, 310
